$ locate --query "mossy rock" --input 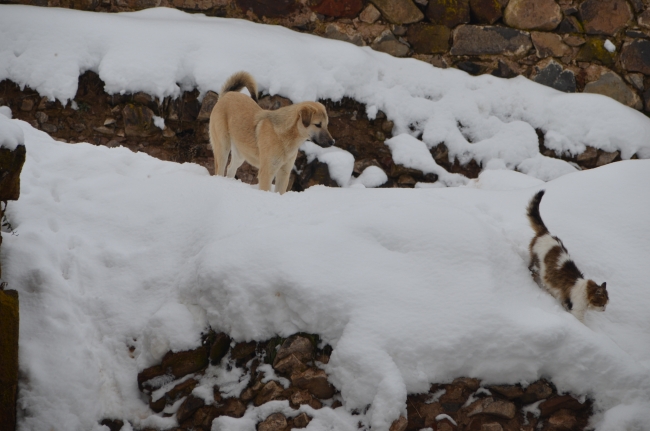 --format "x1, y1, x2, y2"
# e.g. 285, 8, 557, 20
576, 38, 616, 67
